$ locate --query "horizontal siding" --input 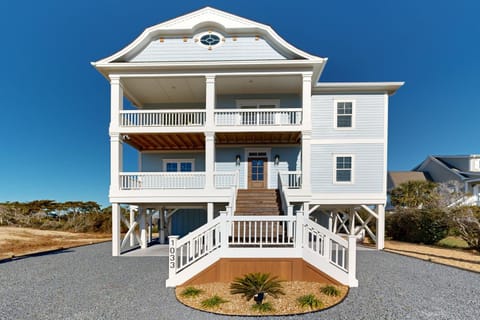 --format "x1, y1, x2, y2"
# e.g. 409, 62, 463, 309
130, 36, 287, 62
217, 94, 300, 109
311, 144, 385, 193
269, 147, 301, 188
215, 147, 246, 189
311, 94, 385, 139
142, 152, 205, 172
